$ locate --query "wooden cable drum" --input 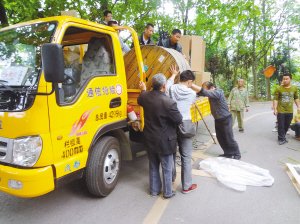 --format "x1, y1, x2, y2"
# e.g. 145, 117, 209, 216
124, 45, 191, 90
